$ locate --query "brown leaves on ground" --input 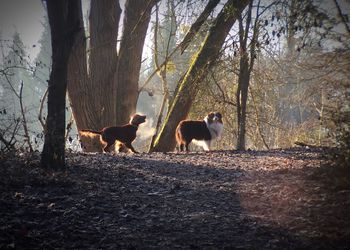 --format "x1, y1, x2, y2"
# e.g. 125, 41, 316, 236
0, 148, 349, 249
